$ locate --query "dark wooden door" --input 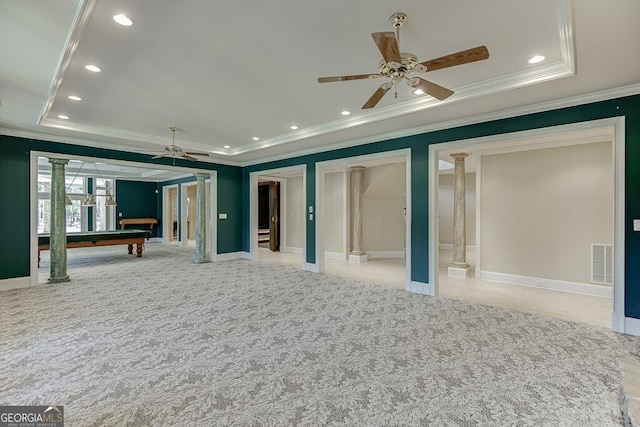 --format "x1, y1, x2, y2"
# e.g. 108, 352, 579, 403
269, 182, 280, 252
